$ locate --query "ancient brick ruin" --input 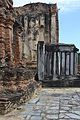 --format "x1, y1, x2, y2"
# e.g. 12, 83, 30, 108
0, 1, 59, 114
0, 0, 80, 115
